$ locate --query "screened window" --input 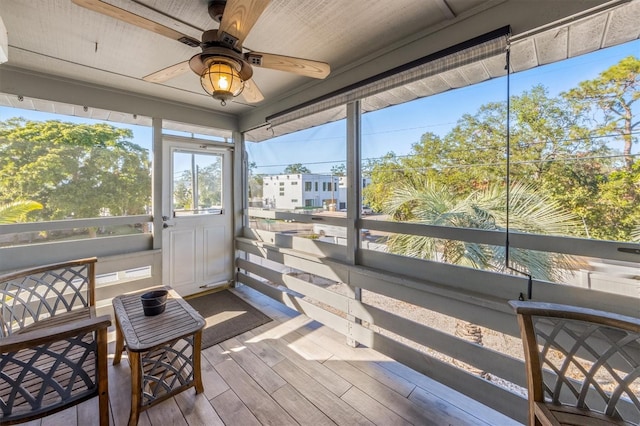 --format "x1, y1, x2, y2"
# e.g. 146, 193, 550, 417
246, 110, 346, 236
0, 102, 152, 247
